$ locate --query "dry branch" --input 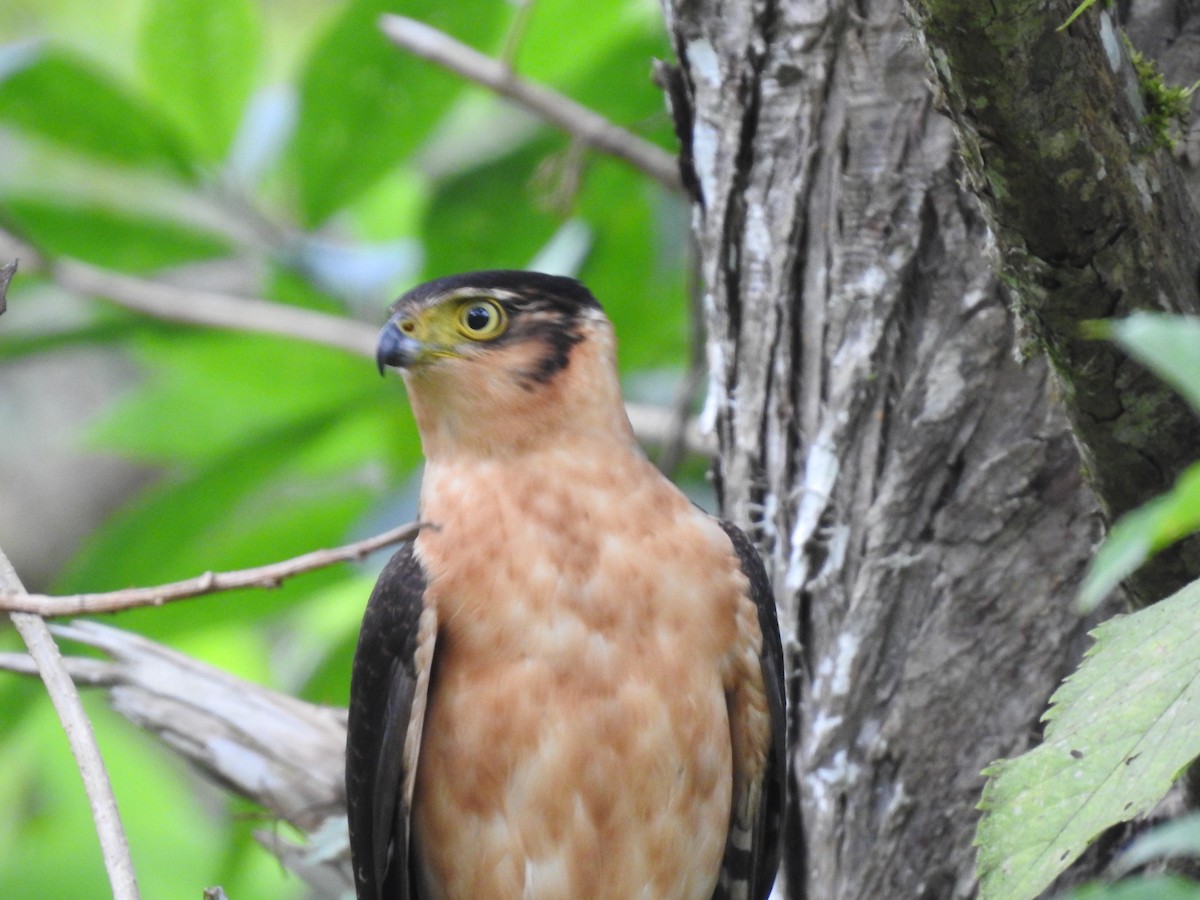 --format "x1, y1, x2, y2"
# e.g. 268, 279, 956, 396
54, 255, 379, 356
379, 14, 683, 191
0, 522, 422, 618
1, 551, 139, 900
